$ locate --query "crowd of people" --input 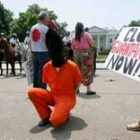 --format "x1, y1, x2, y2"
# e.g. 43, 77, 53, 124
25, 12, 97, 127
0, 11, 139, 131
